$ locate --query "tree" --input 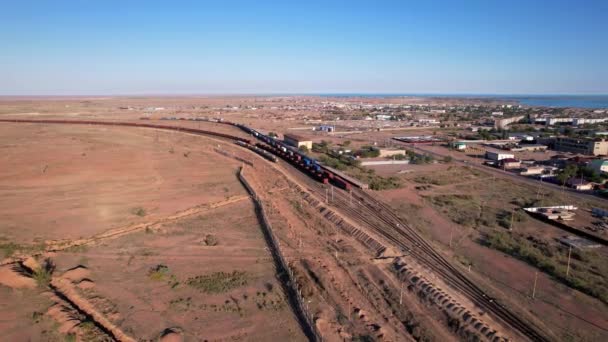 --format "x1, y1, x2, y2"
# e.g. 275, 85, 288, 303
298, 145, 309, 153
443, 155, 453, 163
557, 164, 578, 185
268, 132, 278, 138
